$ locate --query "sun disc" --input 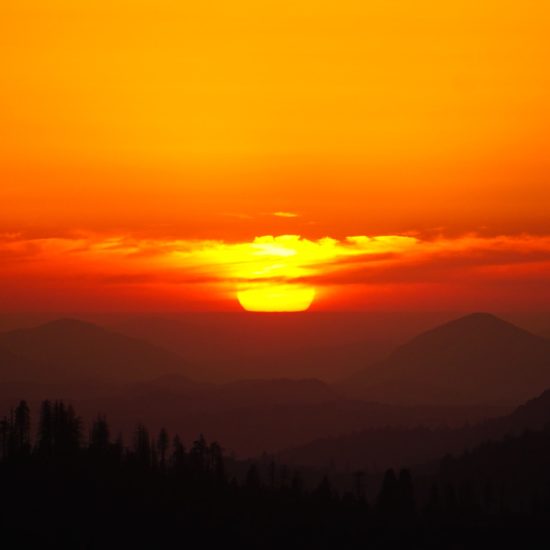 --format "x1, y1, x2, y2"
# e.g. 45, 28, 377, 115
237, 284, 315, 312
